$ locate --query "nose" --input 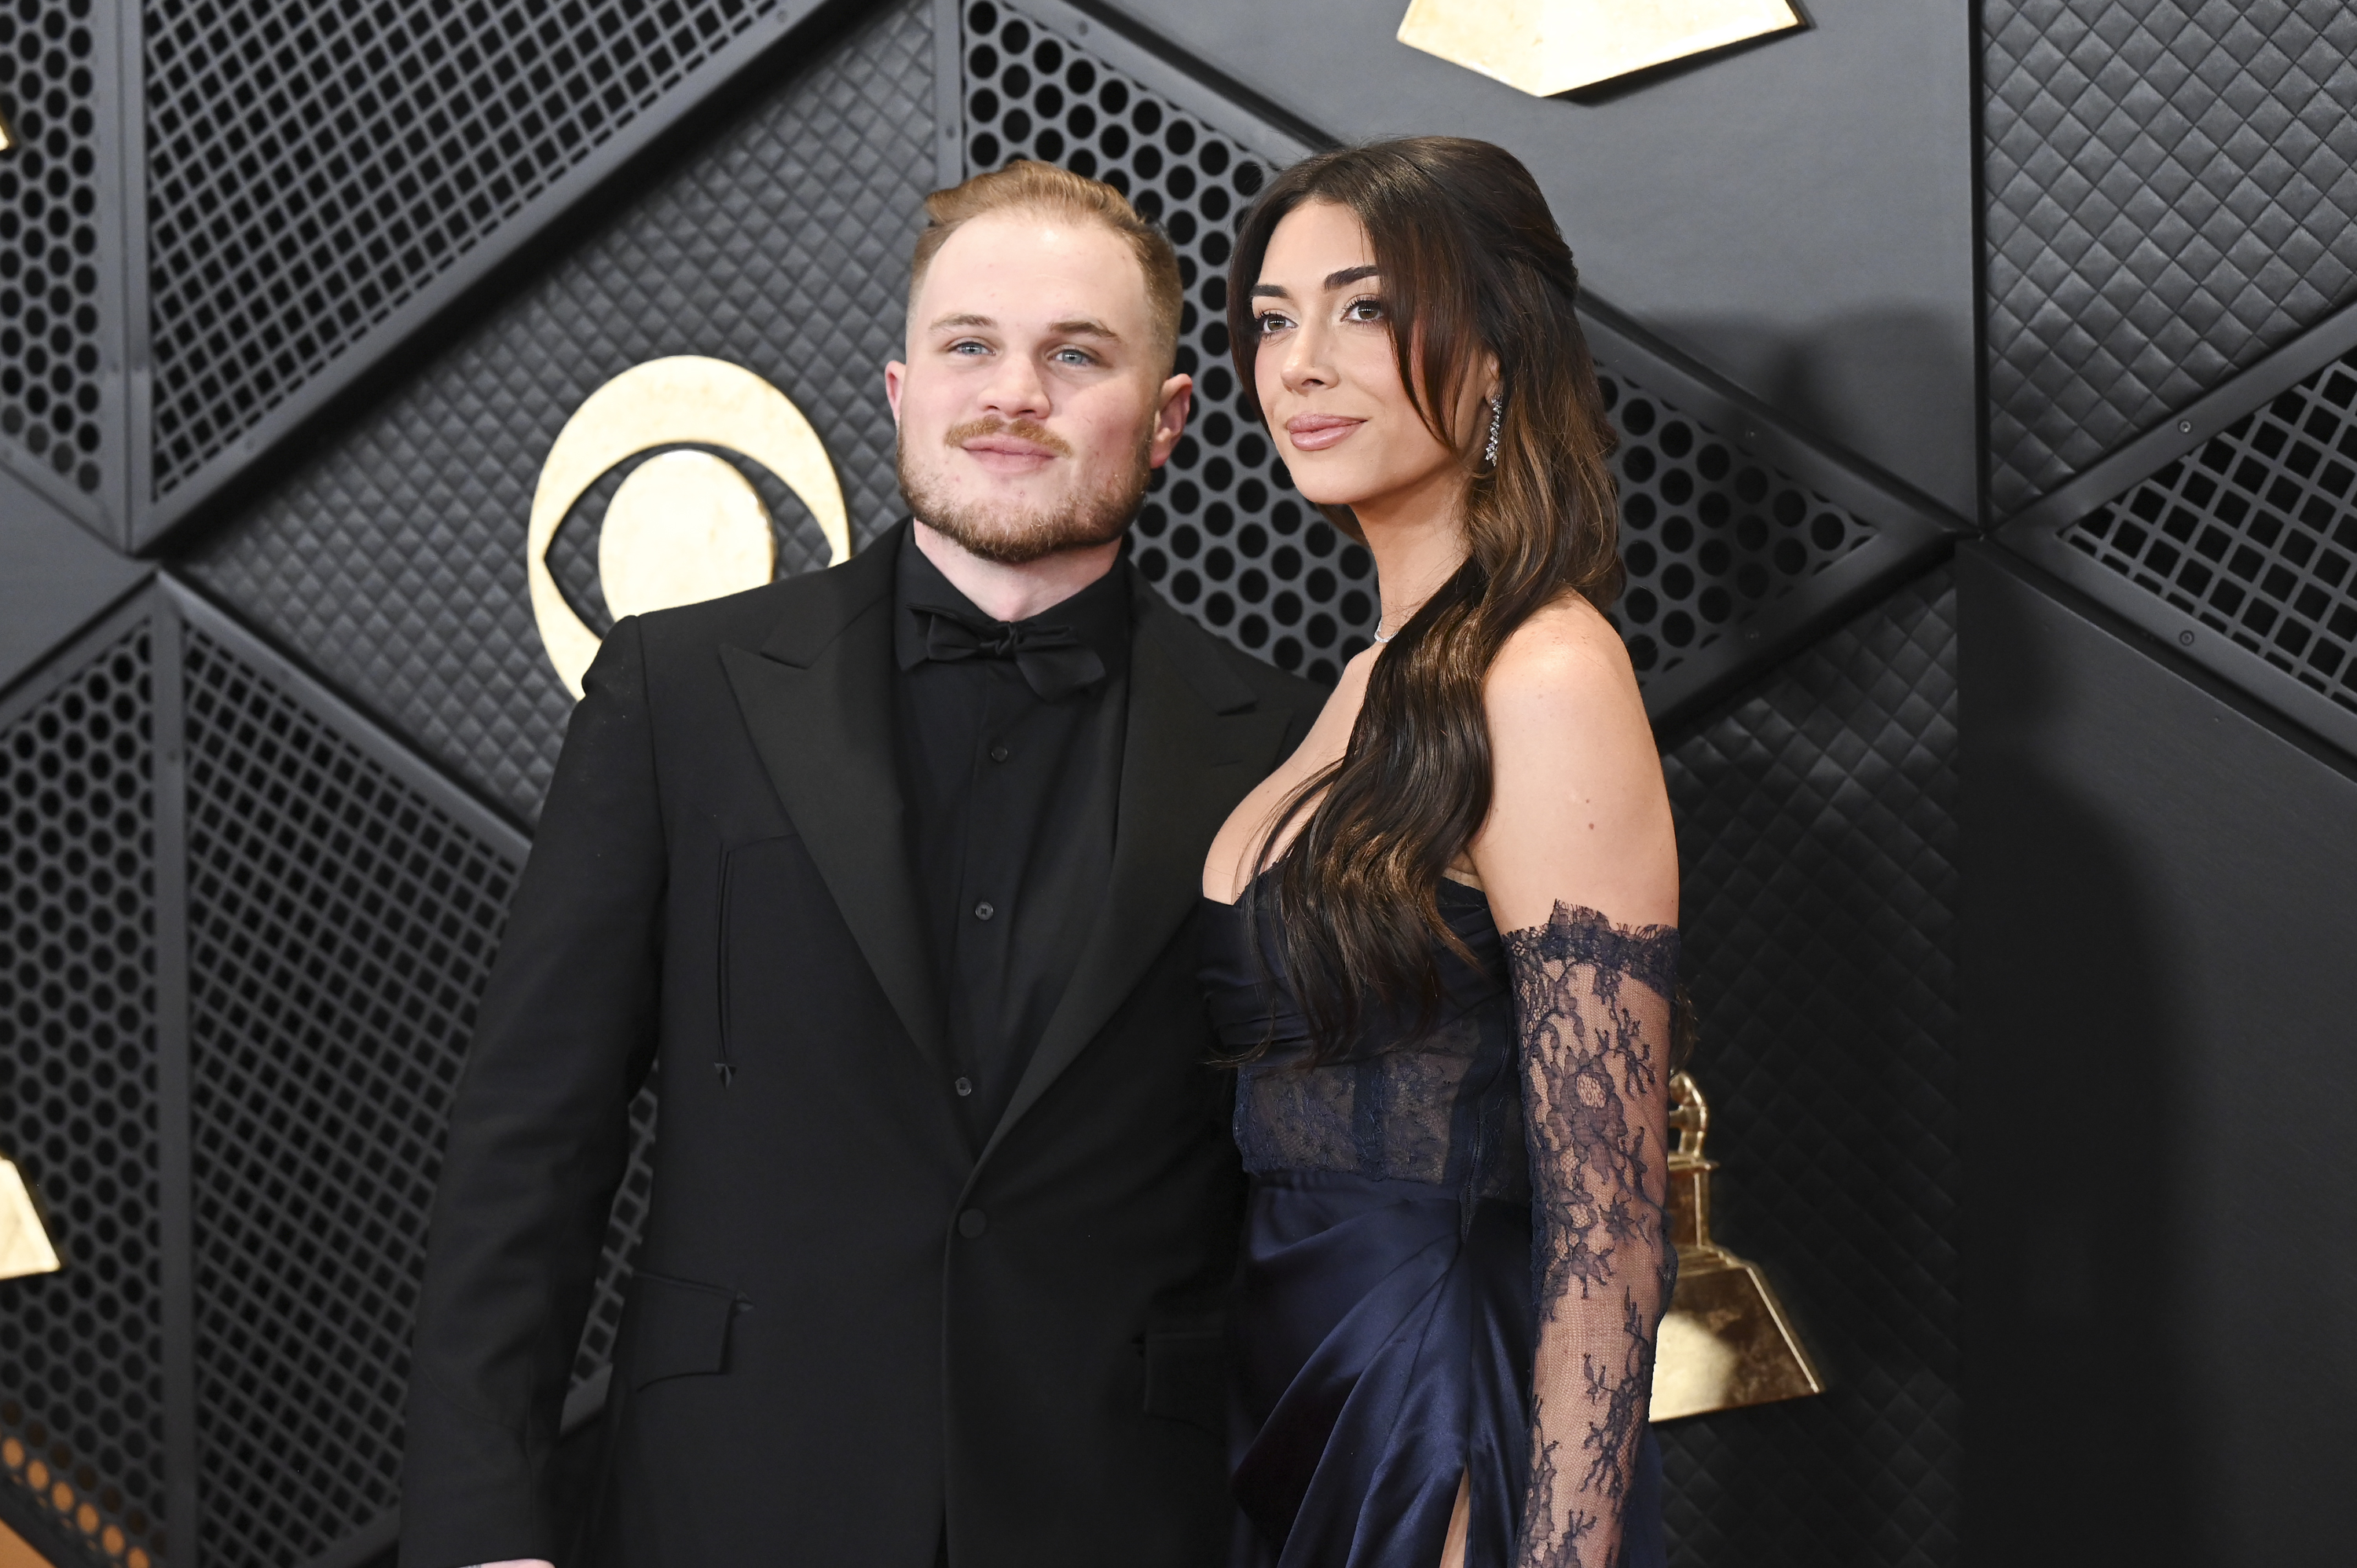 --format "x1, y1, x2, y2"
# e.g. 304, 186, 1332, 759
978, 350, 1053, 424
1278, 316, 1336, 398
